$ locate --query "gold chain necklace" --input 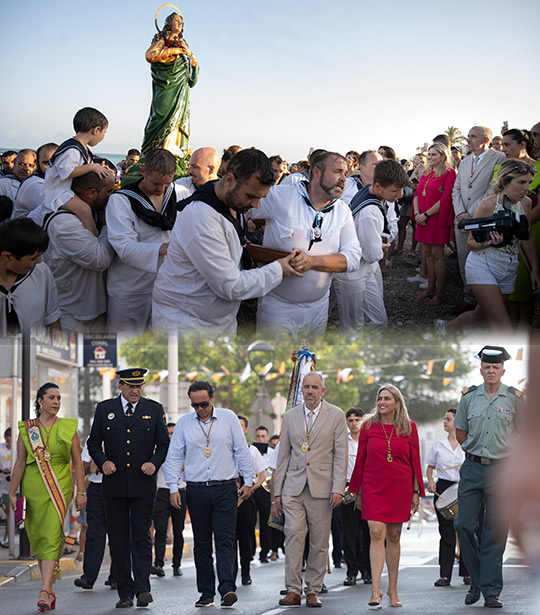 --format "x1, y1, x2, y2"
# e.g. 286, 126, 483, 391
381, 423, 395, 463
421, 172, 434, 197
